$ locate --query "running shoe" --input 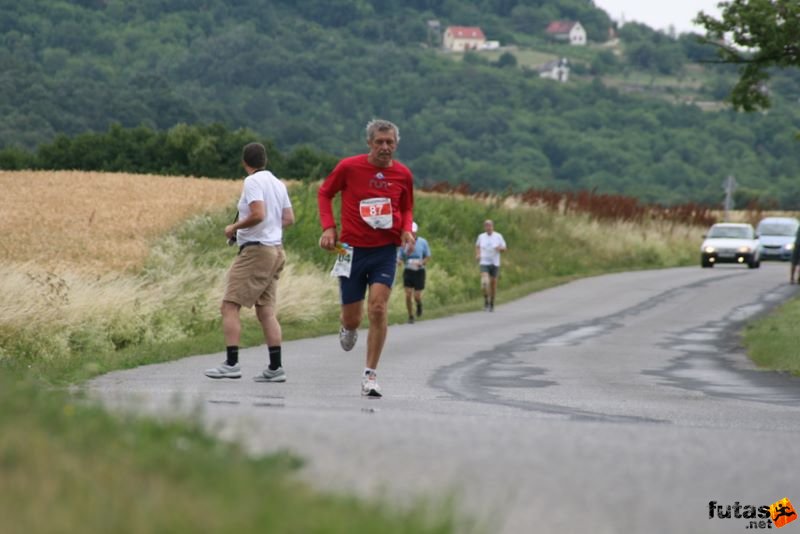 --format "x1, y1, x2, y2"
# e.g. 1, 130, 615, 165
204, 362, 242, 379
408, 315, 415, 324
339, 326, 358, 351
253, 367, 286, 383
361, 371, 382, 398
